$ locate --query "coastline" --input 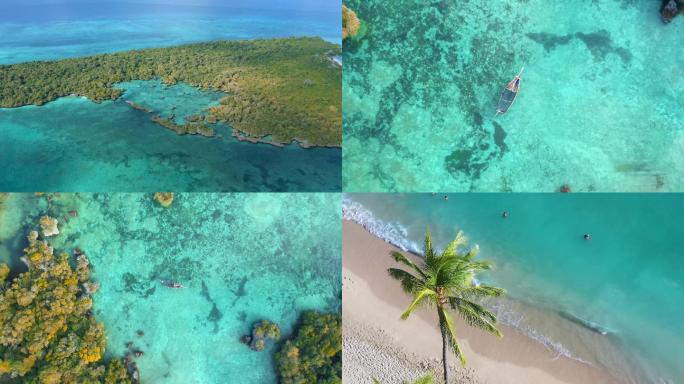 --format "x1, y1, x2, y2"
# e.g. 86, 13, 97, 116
0, 94, 342, 149
342, 220, 622, 384
0, 37, 342, 147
